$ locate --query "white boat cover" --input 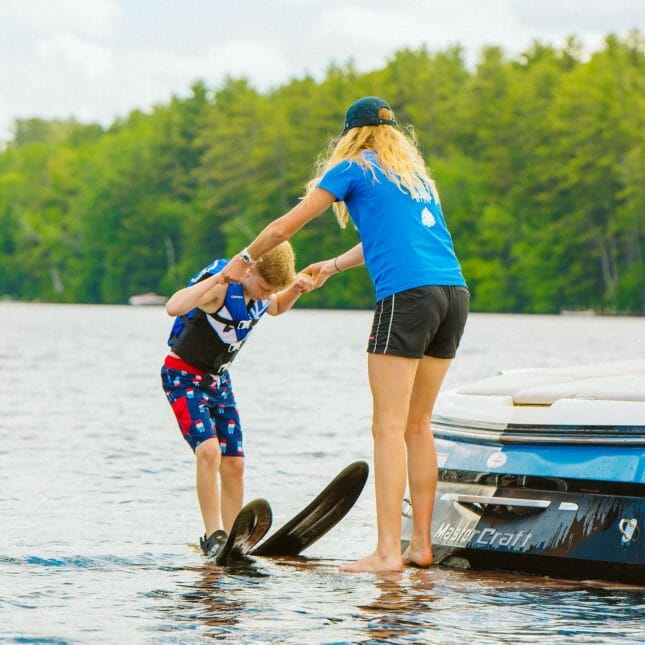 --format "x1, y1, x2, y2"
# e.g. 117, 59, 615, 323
457, 359, 645, 405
